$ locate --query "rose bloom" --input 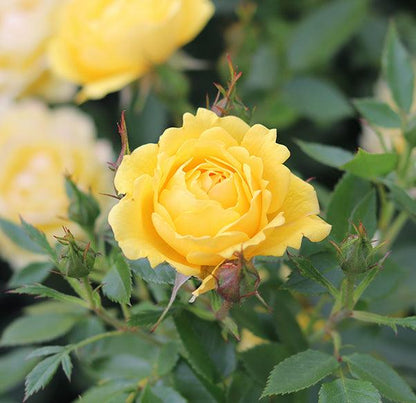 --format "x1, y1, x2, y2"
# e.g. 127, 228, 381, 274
0, 100, 113, 269
360, 79, 416, 154
109, 108, 331, 296
0, 0, 74, 101
48, 0, 214, 101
